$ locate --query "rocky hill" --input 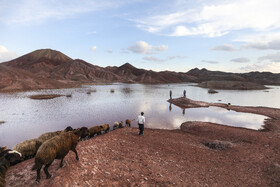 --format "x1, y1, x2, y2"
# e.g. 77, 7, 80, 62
197, 80, 268, 90
0, 48, 280, 91
187, 68, 280, 85
0, 64, 73, 91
